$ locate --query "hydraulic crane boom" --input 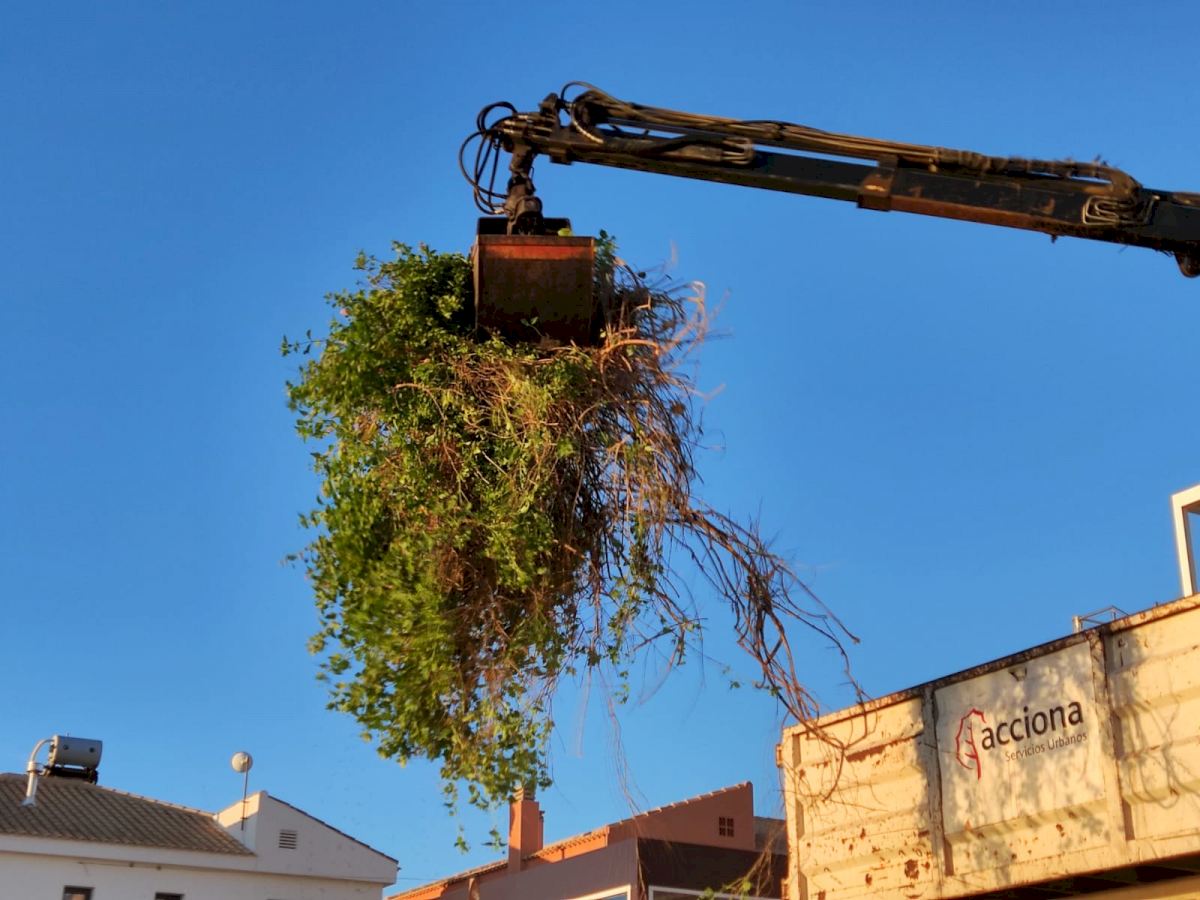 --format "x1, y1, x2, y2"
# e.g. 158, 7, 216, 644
463, 82, 1200, 278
